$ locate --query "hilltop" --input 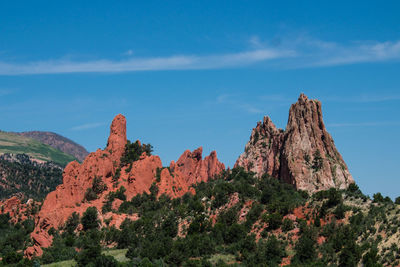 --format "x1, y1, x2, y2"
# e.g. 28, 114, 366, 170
0, 131, 77, 167
16, 131, 89, 162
